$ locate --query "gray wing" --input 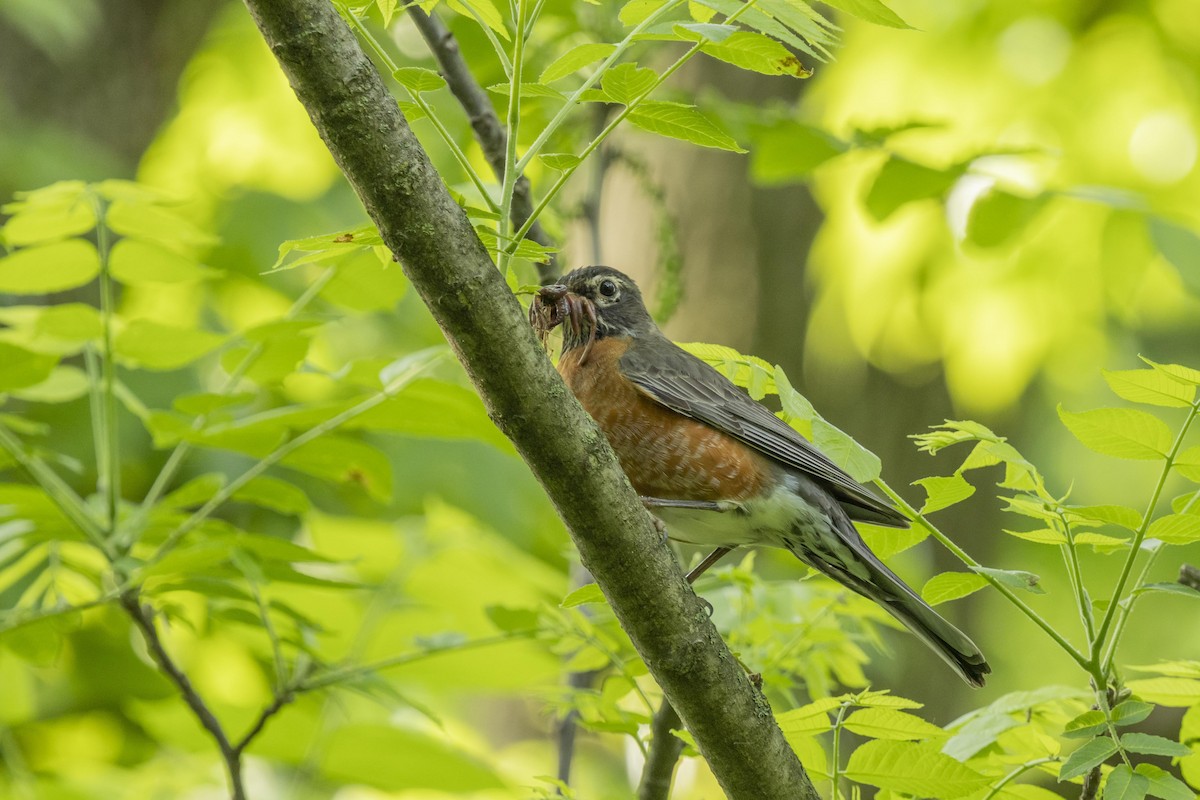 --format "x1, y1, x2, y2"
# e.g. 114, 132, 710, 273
620, 339, 908, 527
